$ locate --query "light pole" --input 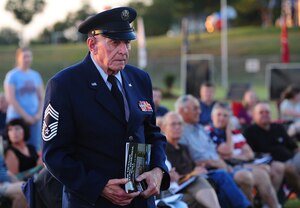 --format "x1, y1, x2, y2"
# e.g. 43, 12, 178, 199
221, 0, 228, 89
